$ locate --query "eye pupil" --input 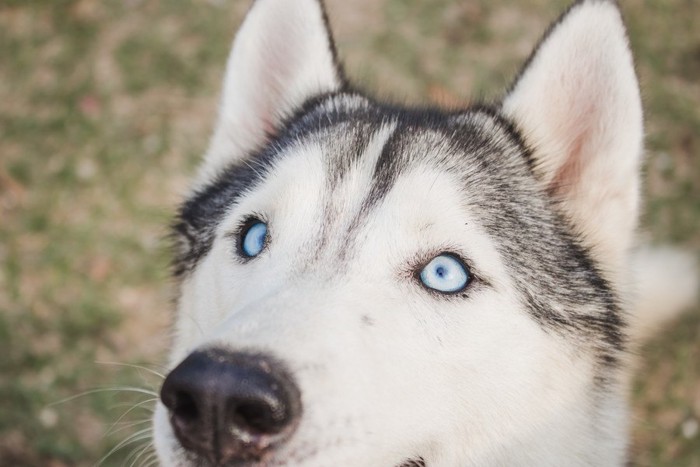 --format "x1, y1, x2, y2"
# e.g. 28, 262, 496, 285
241, 220, 268, 258
419, 254, 470, 294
